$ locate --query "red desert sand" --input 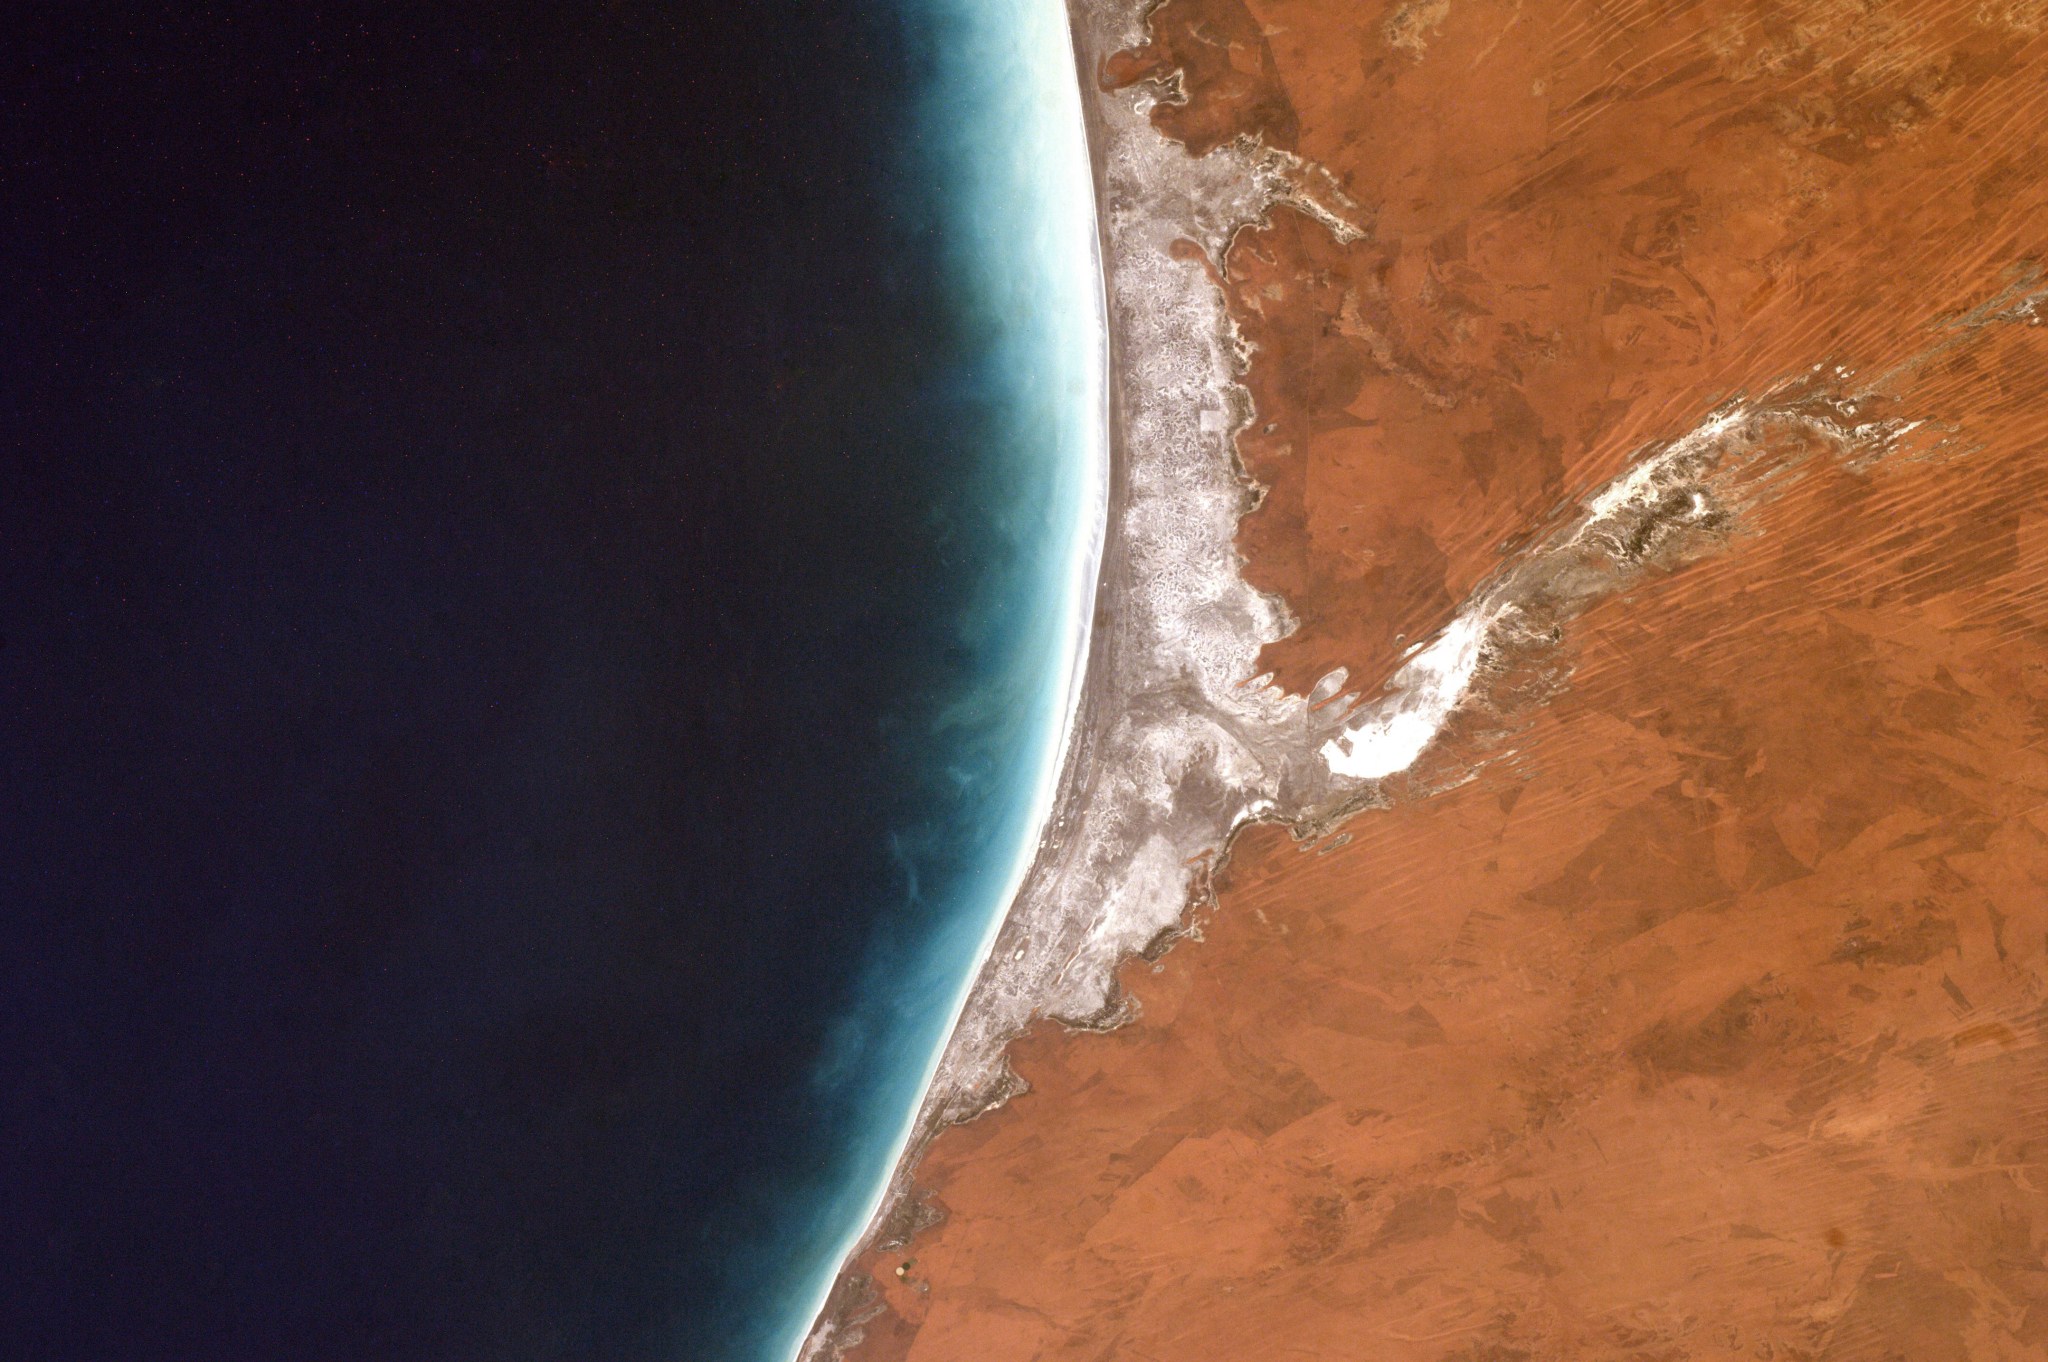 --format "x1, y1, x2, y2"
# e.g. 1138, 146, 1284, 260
839, 0, 2048, 1356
